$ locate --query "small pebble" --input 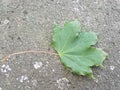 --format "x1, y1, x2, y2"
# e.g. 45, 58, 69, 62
0, 87, 2, 90
110, 66, 115, 71
57, 77, 70, 90
33, 62, 43, 69
3, 19, 9, 24
1, 64, 12, 73
16, 75, 29, 83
